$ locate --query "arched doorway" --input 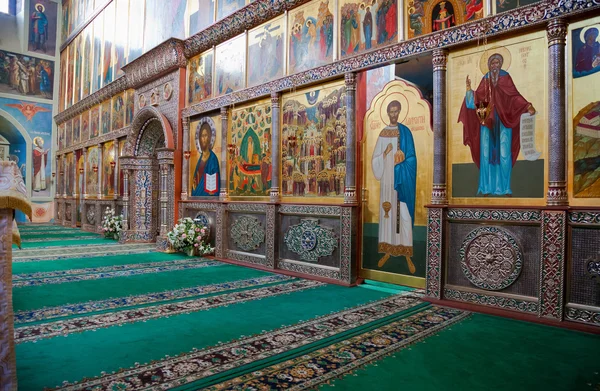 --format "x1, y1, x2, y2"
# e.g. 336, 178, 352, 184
119, 106, 175, 245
